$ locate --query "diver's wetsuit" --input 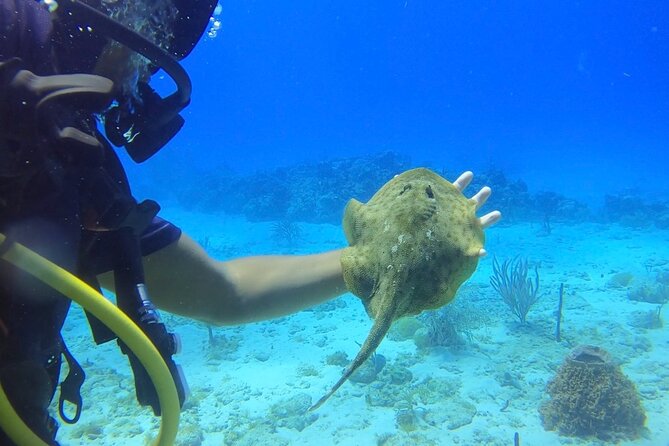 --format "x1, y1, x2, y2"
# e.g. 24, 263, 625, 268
1, 2, 181, 444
